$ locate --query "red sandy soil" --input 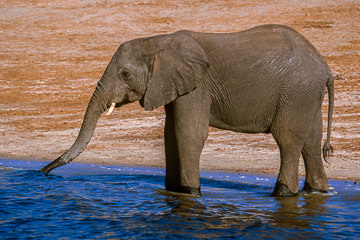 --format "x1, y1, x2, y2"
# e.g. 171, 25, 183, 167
1, 0, 359, 180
